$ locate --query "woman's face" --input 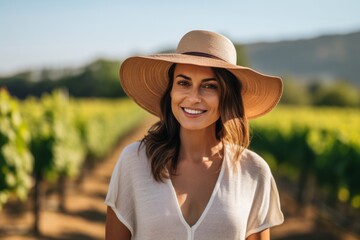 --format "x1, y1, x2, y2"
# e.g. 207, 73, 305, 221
170, 64, 220, 131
